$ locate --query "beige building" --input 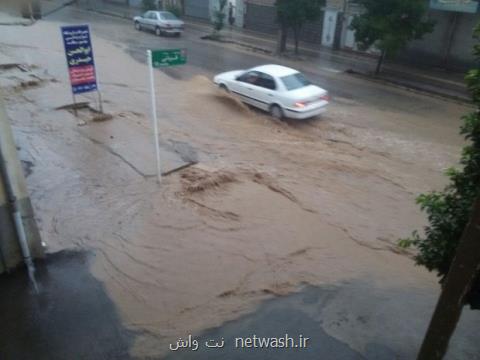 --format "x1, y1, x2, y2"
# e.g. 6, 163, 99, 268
321, 0, 479, 70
